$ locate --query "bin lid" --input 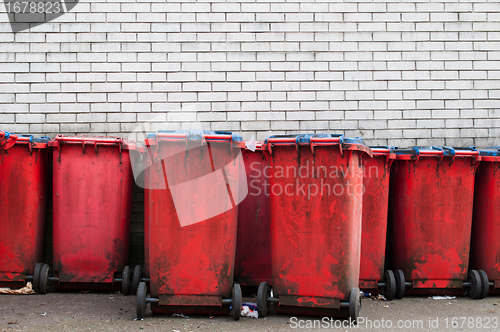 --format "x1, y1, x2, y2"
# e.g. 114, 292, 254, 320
244, 141, 265, 152
0, 131, 50, 150
145, 130, 244, 147
391, 146, 480, 162
49, 135, 137, 151
477, 147, 500, 156
476, 147, 500, 162
264, 133, 372, 156
369, 146, 391, 156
